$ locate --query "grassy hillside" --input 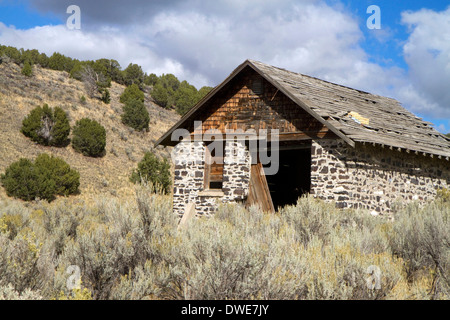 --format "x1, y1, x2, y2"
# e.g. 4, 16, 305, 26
0, 58, 179, 201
